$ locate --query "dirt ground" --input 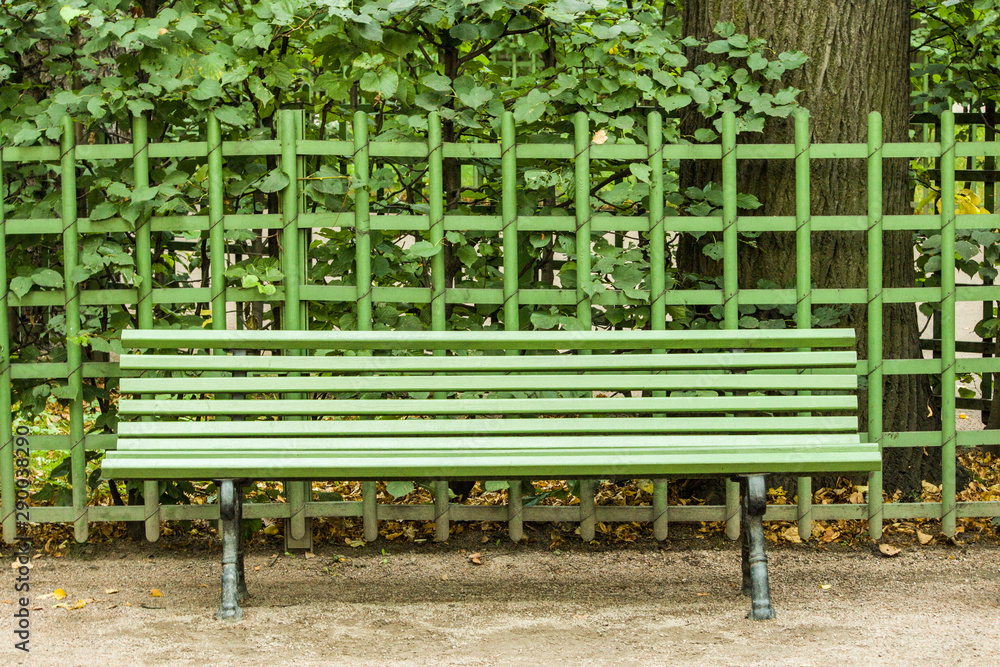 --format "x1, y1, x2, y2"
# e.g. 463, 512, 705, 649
2, 526, 999, 667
